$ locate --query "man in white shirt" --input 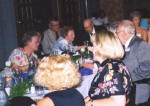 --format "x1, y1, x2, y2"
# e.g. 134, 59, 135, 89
41, 17, 60, 55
